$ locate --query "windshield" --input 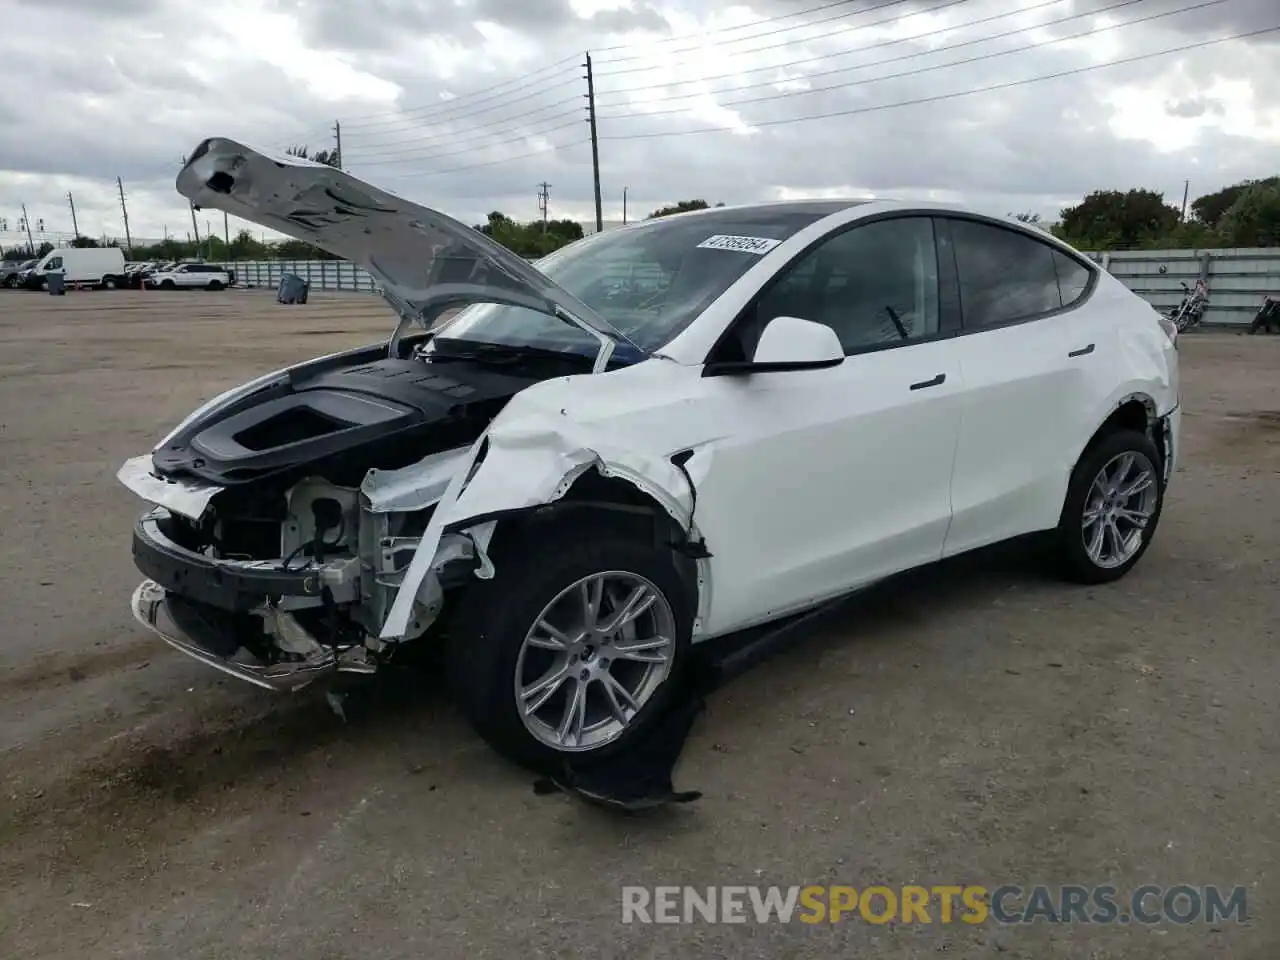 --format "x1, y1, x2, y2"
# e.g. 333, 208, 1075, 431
436, 204, 851, 358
